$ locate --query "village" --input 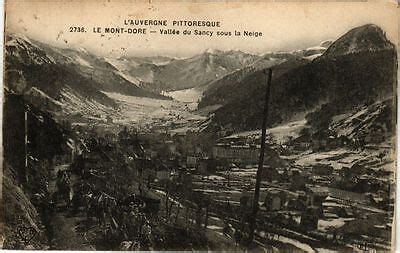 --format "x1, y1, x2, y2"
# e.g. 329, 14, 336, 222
57, 122, 395, 251
3, 90, 395, 252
